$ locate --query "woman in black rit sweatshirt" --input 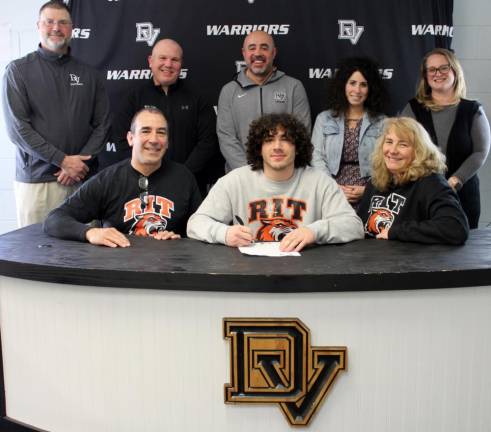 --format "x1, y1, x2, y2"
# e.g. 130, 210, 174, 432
357, 117, 469, 245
